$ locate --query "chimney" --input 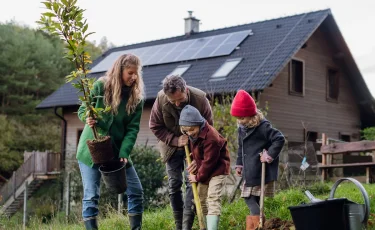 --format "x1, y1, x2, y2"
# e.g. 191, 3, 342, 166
184, 11, 200, 35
